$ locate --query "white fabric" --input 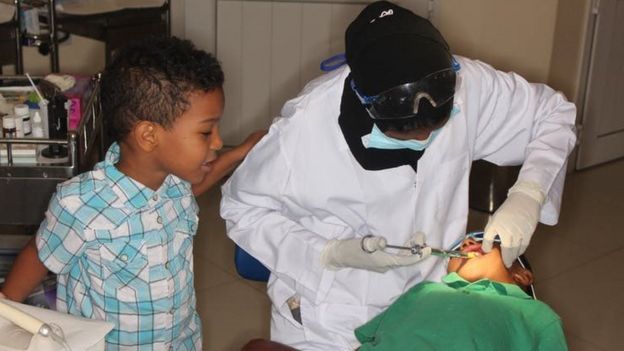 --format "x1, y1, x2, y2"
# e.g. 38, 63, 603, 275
483, 181, 545, 268
0, 300, 113, 351
220, 56, 577, 350
320, 234, 430, 273
55, 0, 165, 16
